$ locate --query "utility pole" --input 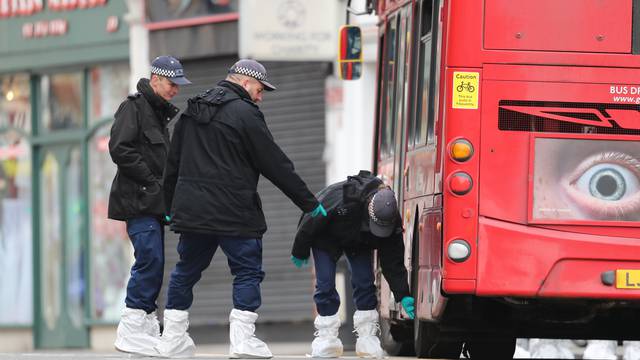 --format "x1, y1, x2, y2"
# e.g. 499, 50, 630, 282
124, 0, 150, 93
